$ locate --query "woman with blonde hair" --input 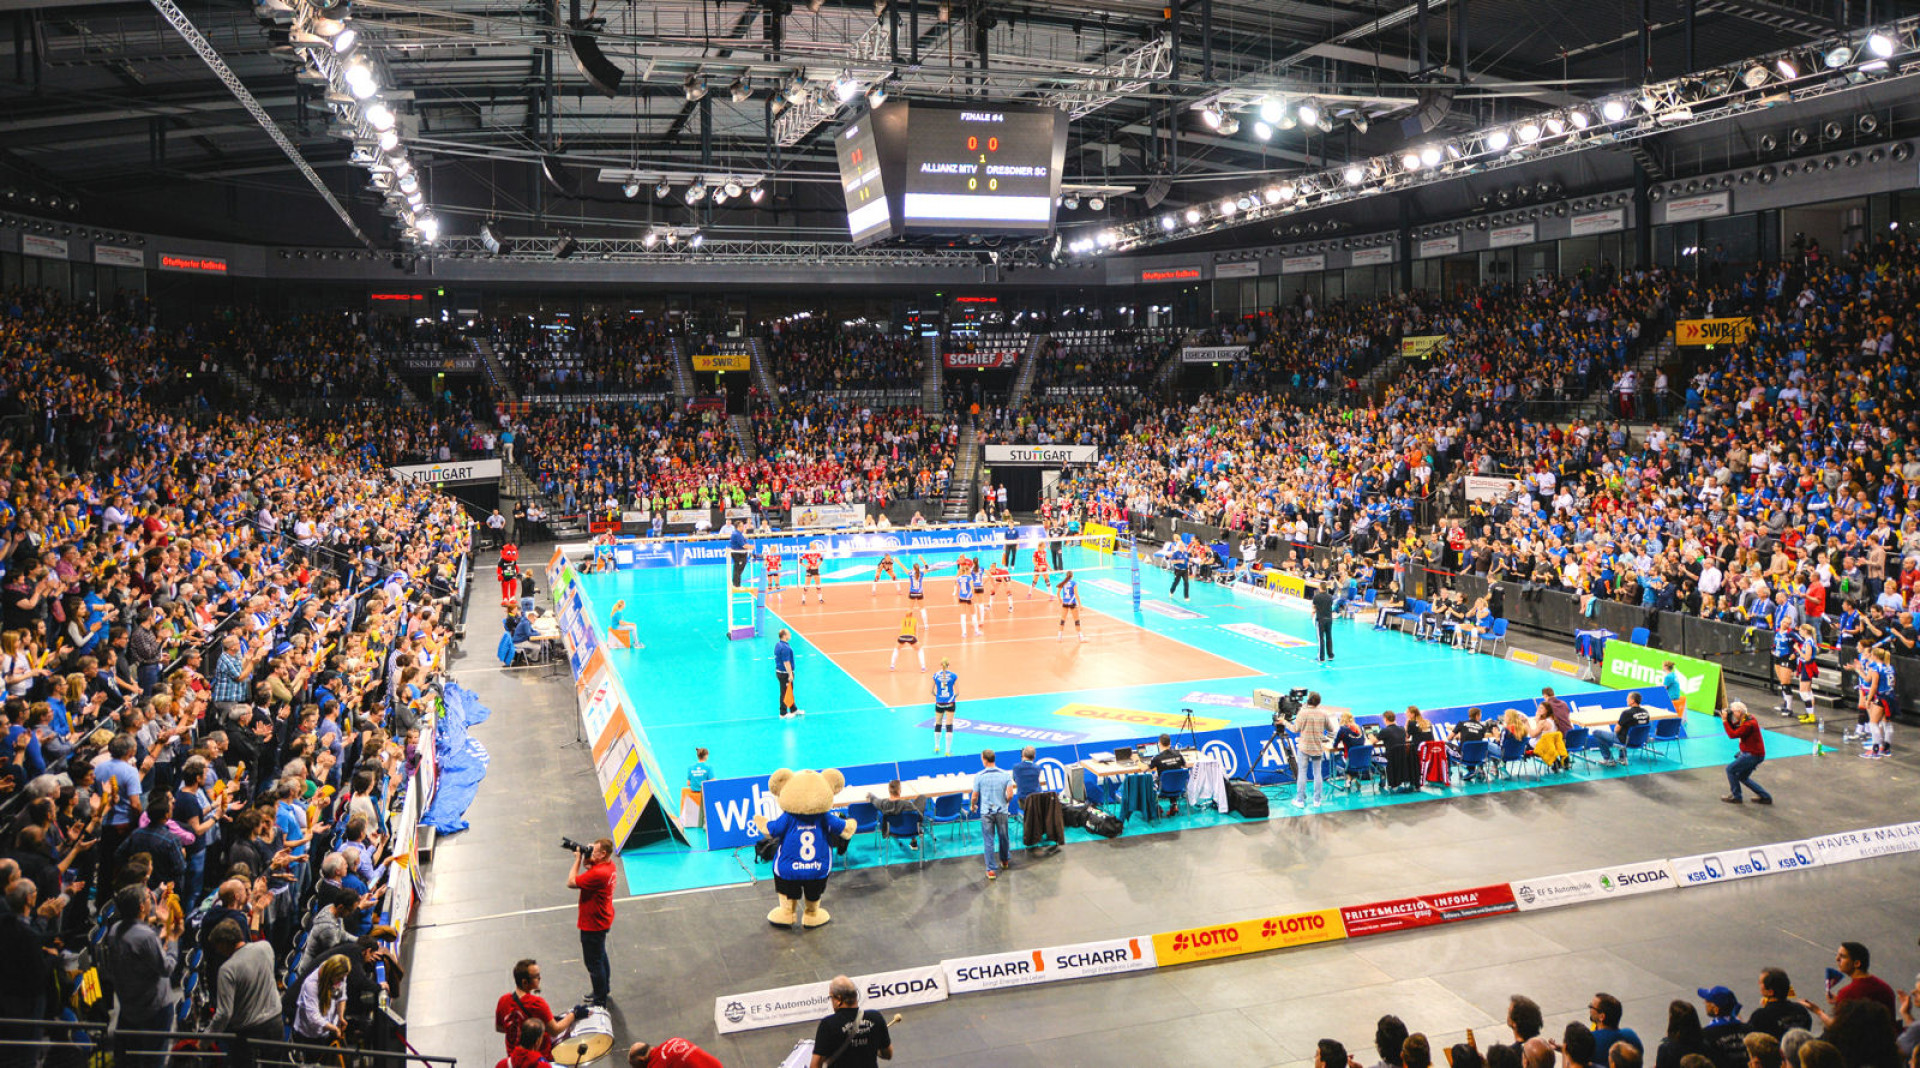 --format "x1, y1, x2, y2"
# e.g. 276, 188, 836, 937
294, 954, 352, 1043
